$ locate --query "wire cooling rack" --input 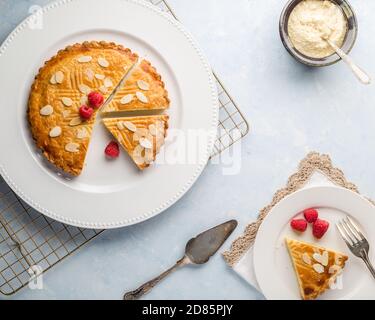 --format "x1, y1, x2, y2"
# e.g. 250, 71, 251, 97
0, 0, 249, 296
